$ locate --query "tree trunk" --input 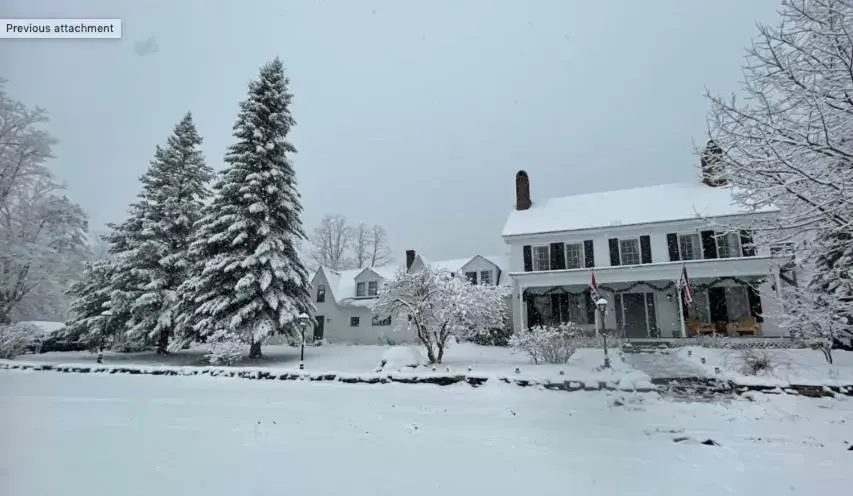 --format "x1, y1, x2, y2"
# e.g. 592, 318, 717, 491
436, 341, 445, 364
249, 341, 262, 359
156, 330, 169, 355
